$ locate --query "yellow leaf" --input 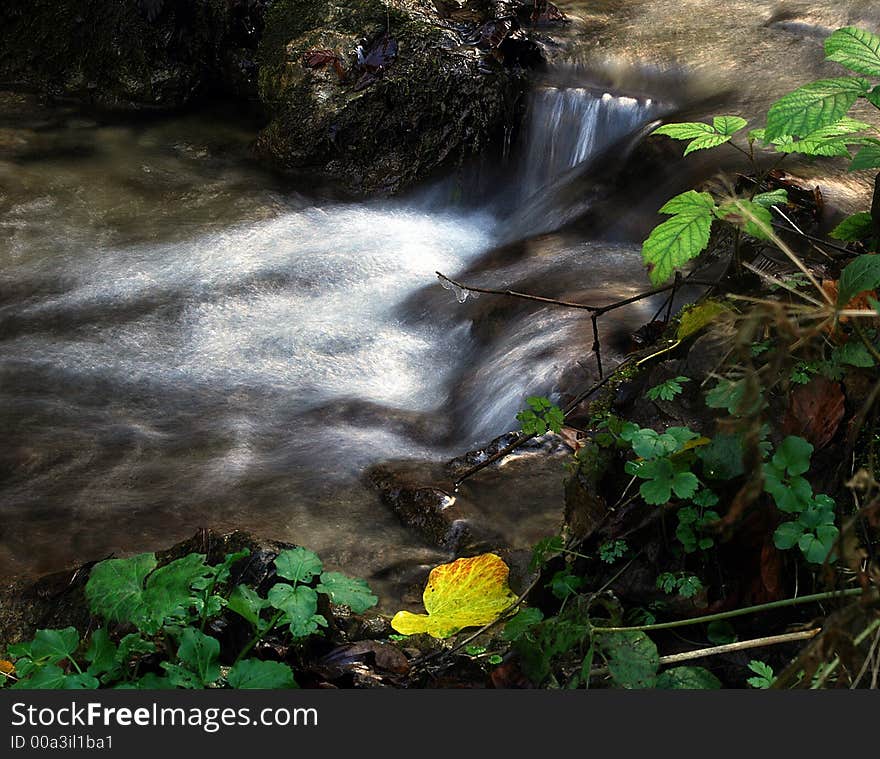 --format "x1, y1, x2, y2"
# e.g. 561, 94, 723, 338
676, 300, 731, 341
0, 660, 14, 675
391, 554, 518, 639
